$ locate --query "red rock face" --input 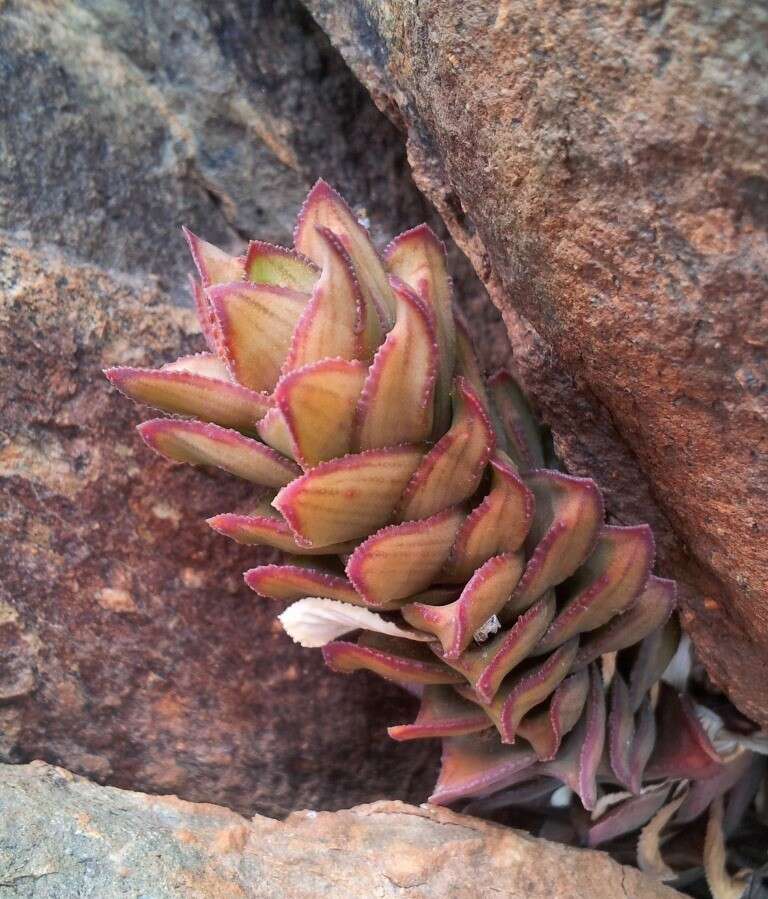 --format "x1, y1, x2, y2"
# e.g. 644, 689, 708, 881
305, 0, 768, 726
